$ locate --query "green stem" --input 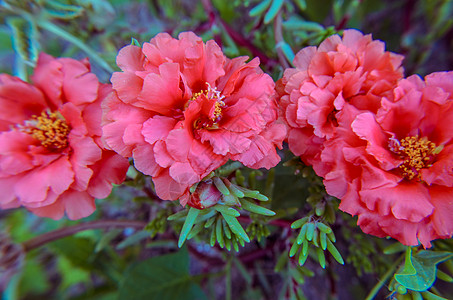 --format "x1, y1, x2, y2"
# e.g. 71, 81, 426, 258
225, 255, 232, 300
365, 254, 405, 300
37, 19, 114, 73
